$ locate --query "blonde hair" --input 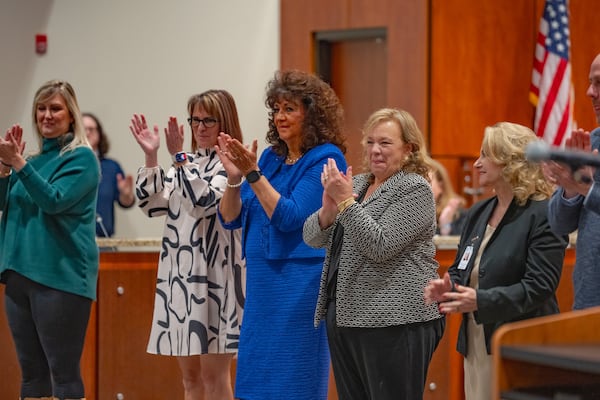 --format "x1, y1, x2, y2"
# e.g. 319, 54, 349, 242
481, 122, 553, 205
361, 108, 432, 179
31, 80, 89, 155
429, 158, 466, 220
